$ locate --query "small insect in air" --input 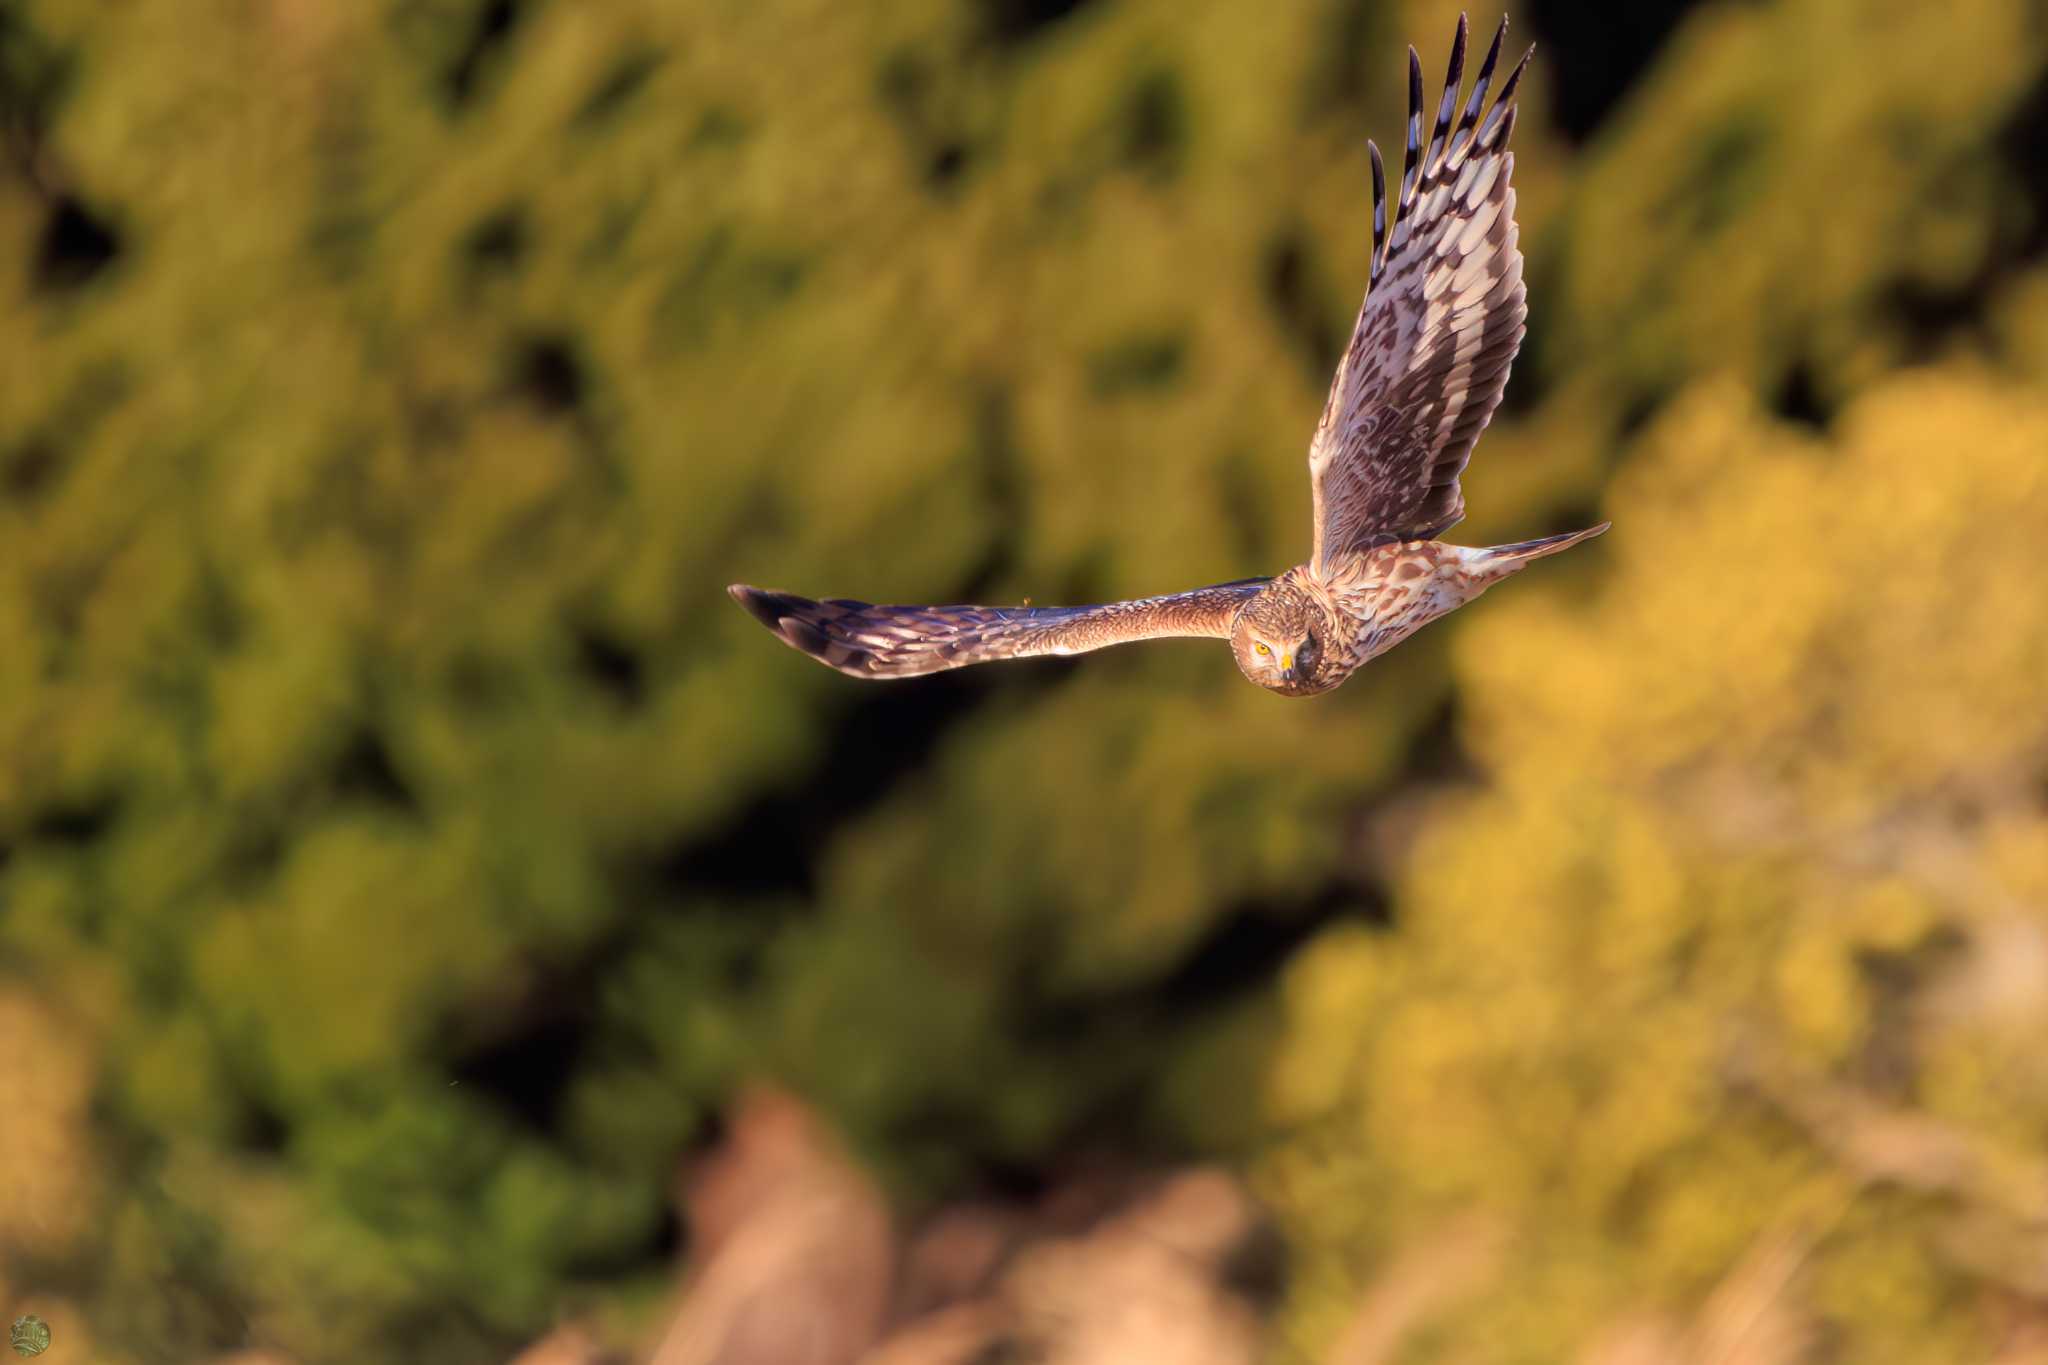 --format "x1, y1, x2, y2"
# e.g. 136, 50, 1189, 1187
732, 14, 1606, 699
